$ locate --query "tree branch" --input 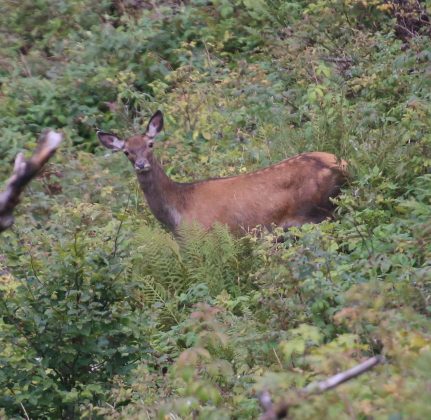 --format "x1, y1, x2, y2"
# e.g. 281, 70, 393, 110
0, 130, 63, 232
259, 355, 384, 420
303, 355, 383, 394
